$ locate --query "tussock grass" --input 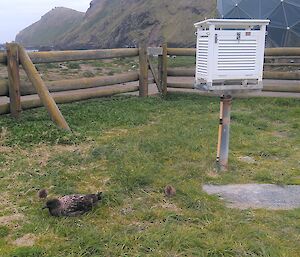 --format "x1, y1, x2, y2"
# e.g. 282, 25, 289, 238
0, 93, 299, 256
